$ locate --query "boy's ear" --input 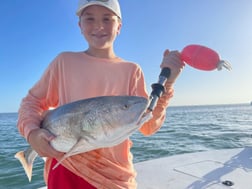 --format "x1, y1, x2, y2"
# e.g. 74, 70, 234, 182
117, 22, 122, 35
78, 20, 83, 33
